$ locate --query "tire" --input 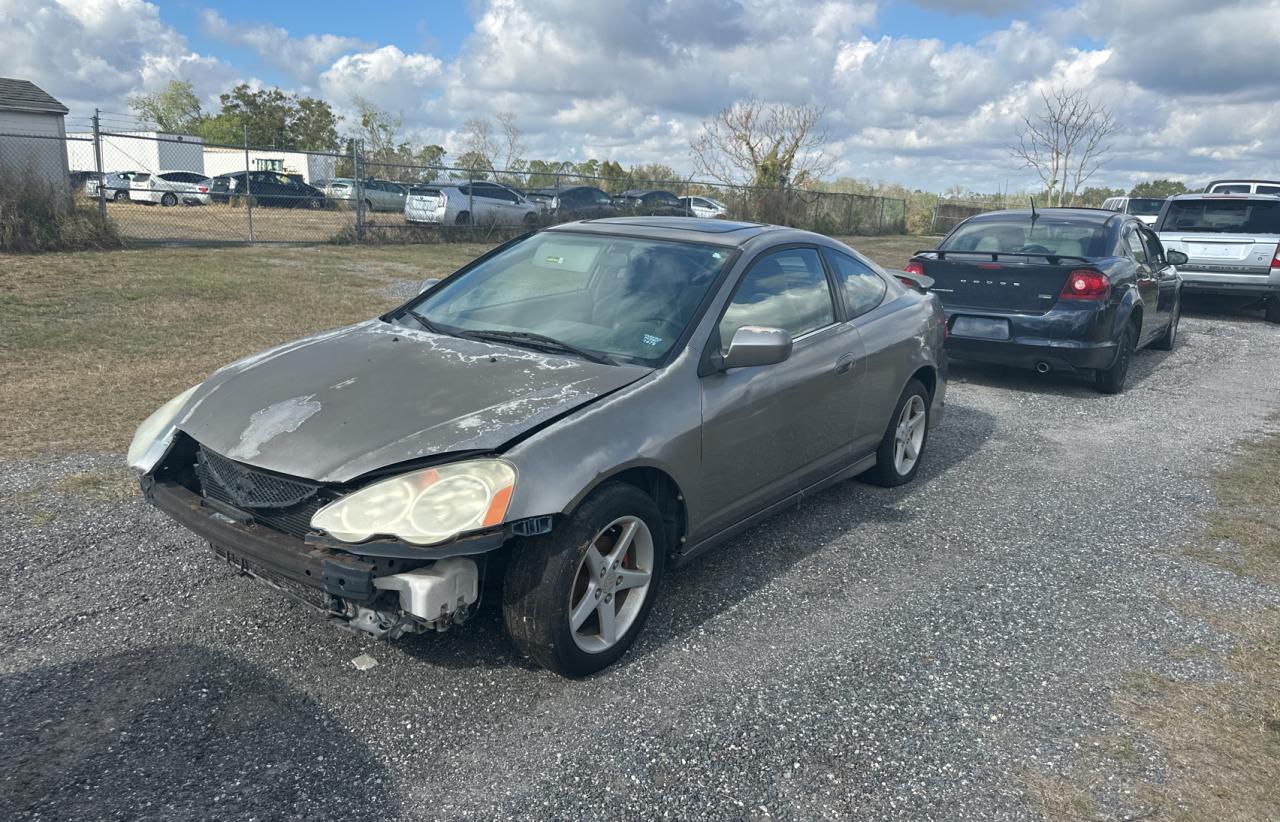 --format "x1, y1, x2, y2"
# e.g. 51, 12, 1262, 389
113, 190, 128, 202
861, 379, 930, 488
363, 199, 373, 212
455, 211, 471, 225
503, 483, 666, 677
1266, 297, 1280, 325
310, 197, 324, 210
1152, 297, 1180, 351
1095, 322, 1136, 394
523, 212, 538, 226
160, 192, 178, 207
